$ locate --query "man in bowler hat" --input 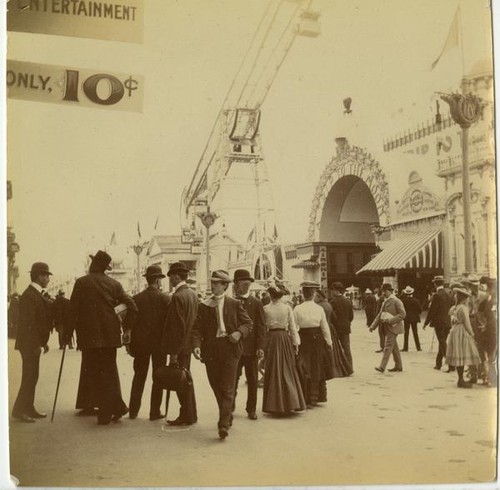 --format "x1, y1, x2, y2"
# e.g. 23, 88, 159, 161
126, 265, 170, 420
162, 262, 199, 426
232, 269, 266, 420
191, 270, 253, 439
12, 262, 54, 422
67, 250, 137, 425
